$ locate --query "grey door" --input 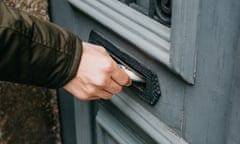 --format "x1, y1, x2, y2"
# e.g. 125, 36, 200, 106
50, 0, 240, 144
